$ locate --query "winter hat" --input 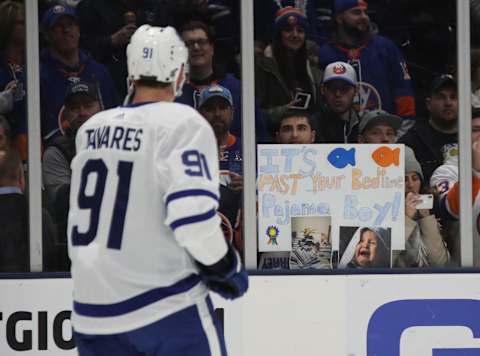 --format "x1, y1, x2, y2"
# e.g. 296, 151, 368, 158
333, 0, 368, 17
274, 6, 308, 35
404, 146, 423, 180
